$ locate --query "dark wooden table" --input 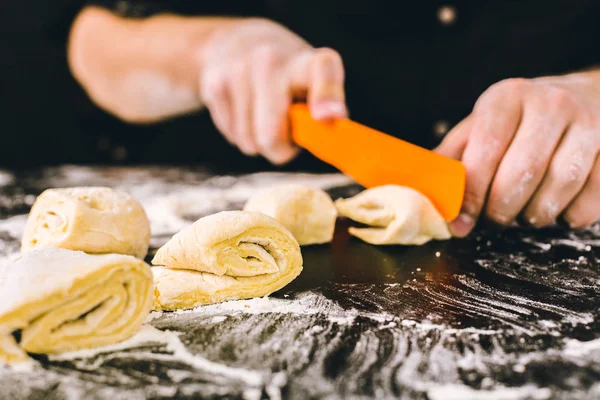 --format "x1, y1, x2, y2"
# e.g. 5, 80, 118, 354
0, 166, 598, 400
